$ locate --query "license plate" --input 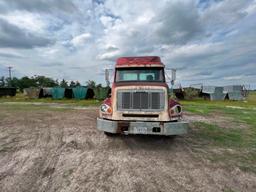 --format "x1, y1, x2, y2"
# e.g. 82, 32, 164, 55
134, 127, 148, 134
